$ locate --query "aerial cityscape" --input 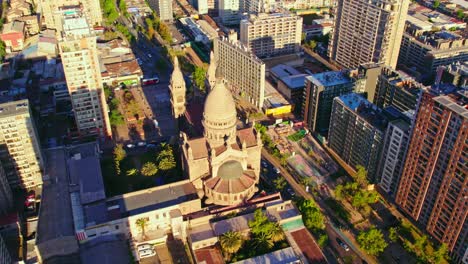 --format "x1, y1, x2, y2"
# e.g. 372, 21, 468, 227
0, 0, 465, 263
